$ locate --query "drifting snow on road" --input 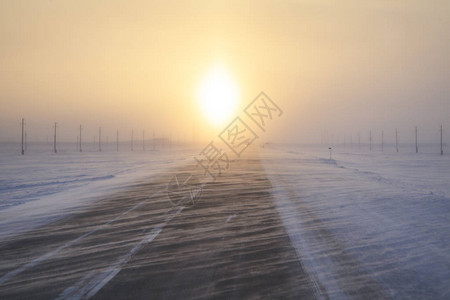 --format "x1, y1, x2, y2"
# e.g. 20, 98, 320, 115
0, 144, 449, 298
263, 145, 450, 298
0, 146, 189, 241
